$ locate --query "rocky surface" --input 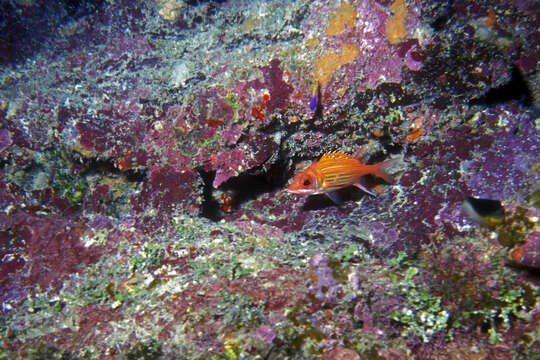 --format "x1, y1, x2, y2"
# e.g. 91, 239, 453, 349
0, 0, 538, 358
